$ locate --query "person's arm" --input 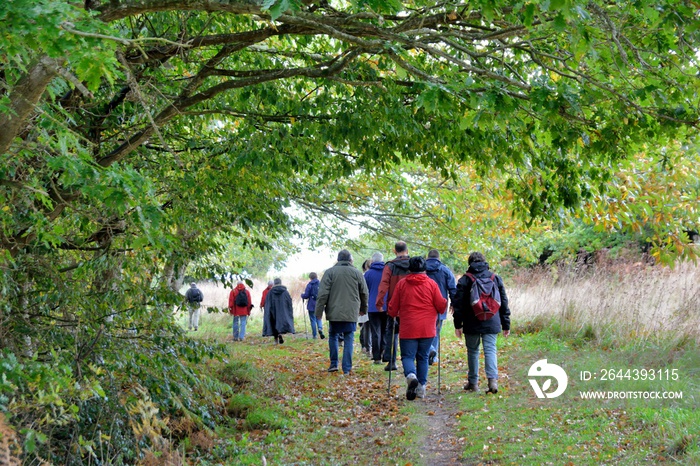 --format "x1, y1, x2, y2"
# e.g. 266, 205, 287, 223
453, 276, 466, 337
375, 264, 391, 310
247, 290, 253, 315
228, 290, 234, 312
301, 282, 310, 300
446, 268, 457, 302
497, 275, 510, 336
358, 271, 369, 315
315, 274, 330, 320
432, 281, 448, 315
387, 281, 401, 319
